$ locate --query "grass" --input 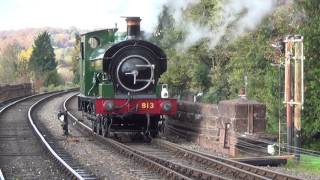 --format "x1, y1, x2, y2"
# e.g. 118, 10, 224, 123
285, 154, 320, 173
40, 83, 79, 92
